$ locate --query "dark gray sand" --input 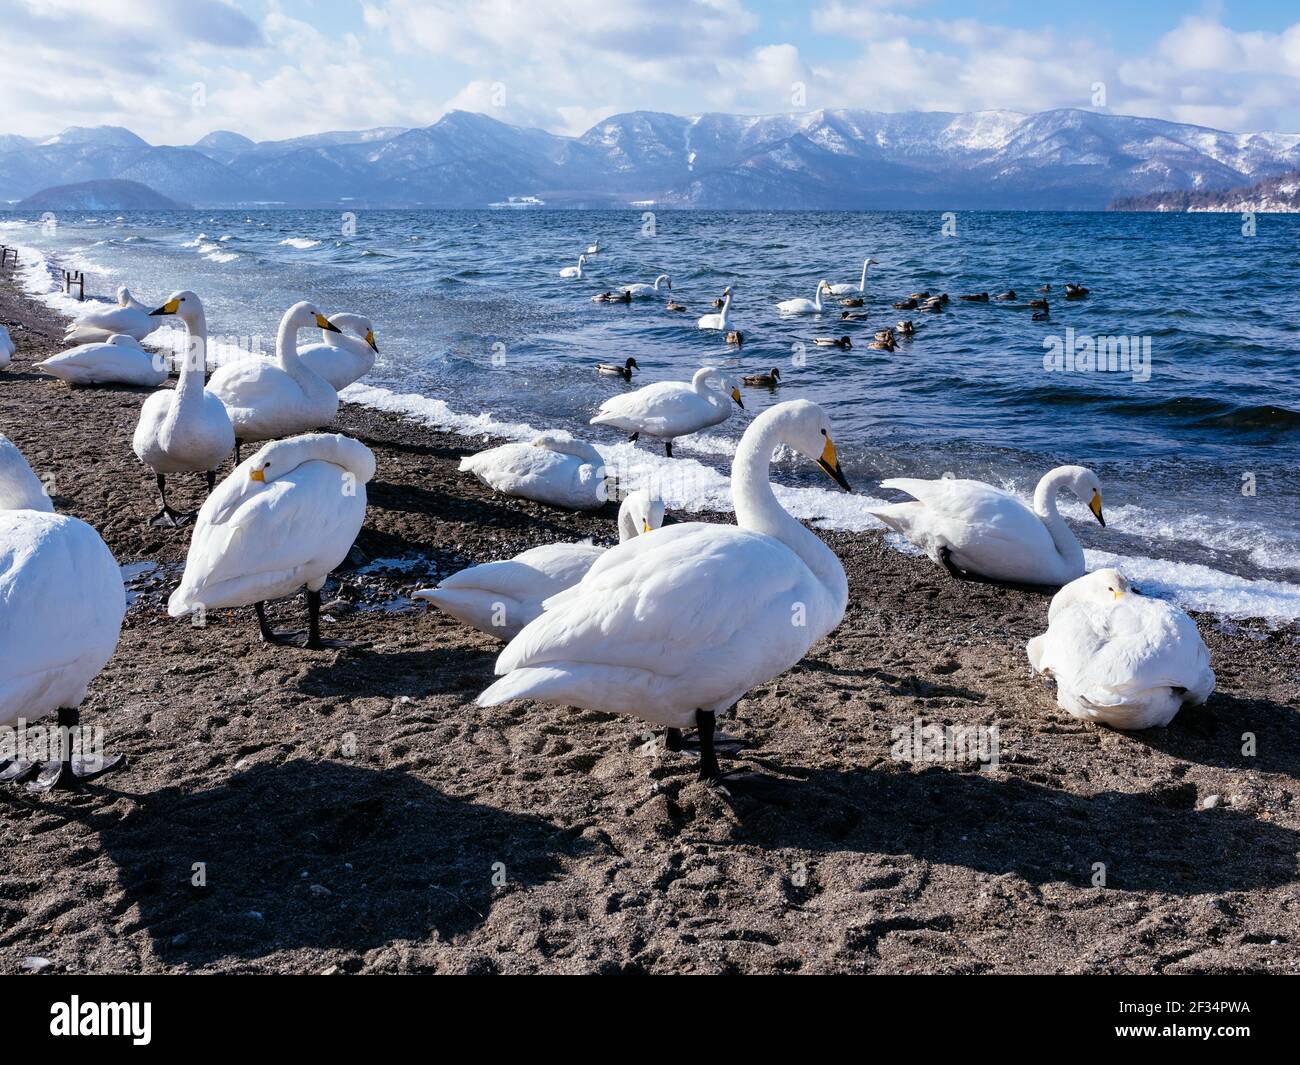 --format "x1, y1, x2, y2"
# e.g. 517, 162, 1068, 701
1, 273, 1297, 974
